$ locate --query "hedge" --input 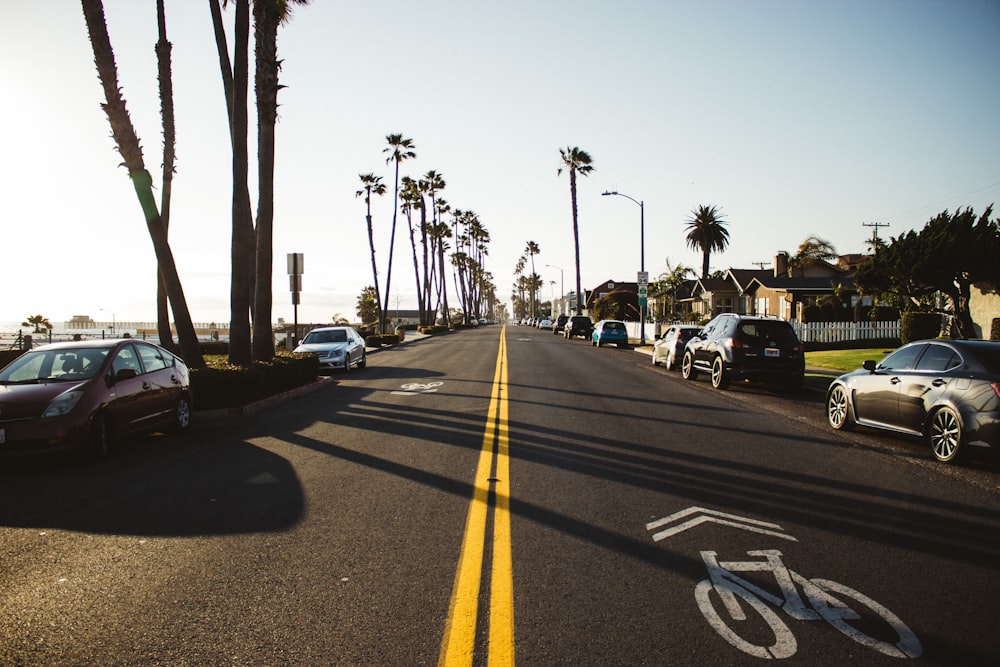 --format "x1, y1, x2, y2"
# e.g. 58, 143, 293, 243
900, 312, 941, 344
